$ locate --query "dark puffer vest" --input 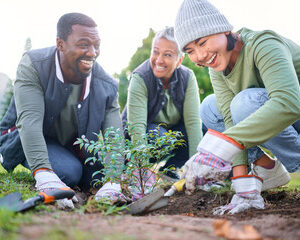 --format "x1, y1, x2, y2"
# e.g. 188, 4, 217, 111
0, 46, 118, 171
122, 59, 191, 130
